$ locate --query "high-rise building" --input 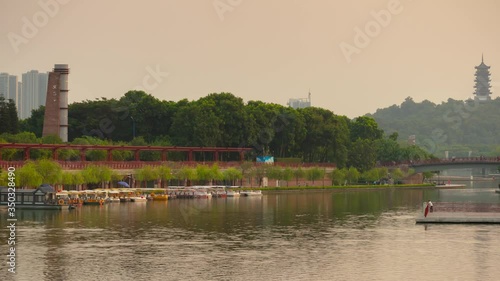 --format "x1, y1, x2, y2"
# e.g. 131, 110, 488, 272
473, 55, 492, 101
8, 75, 18, 104
20, 70, 49, 119
17, 81, 22, 119
38, 72, 48, 109
0, 73, 8, 99
0, 73, 19, 103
